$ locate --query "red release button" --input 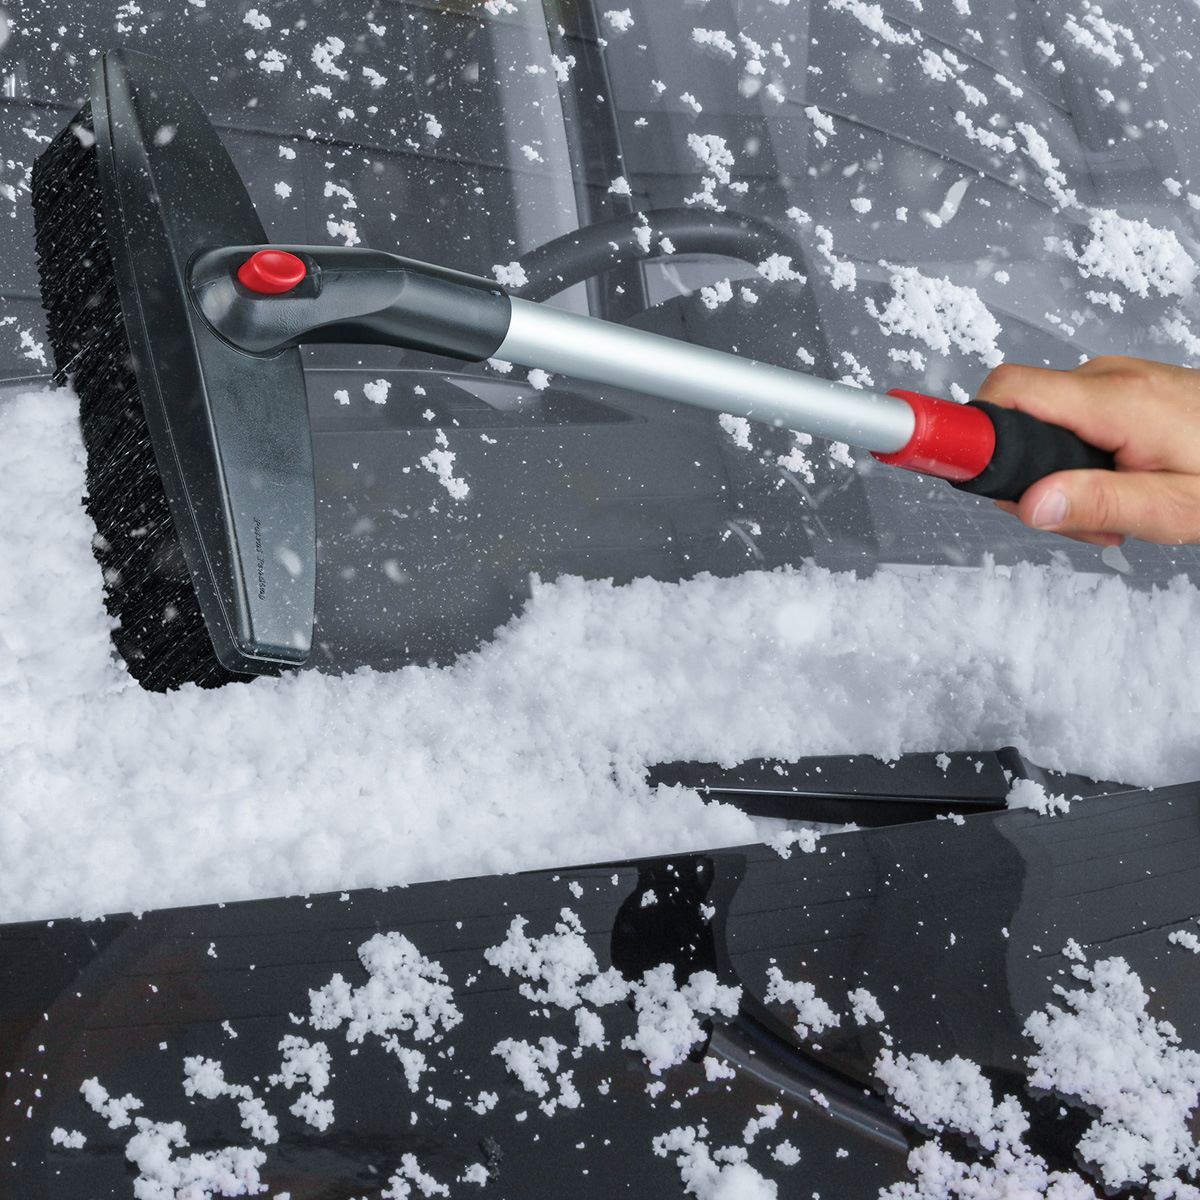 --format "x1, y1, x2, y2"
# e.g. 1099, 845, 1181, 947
237, 249, 307, 295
